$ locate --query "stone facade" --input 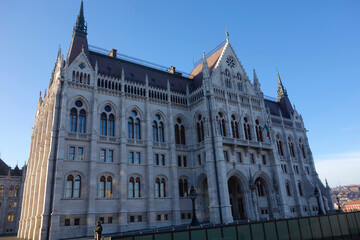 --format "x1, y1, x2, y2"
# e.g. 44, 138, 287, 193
0, 159, 25, 235
18, 2, 334, 239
